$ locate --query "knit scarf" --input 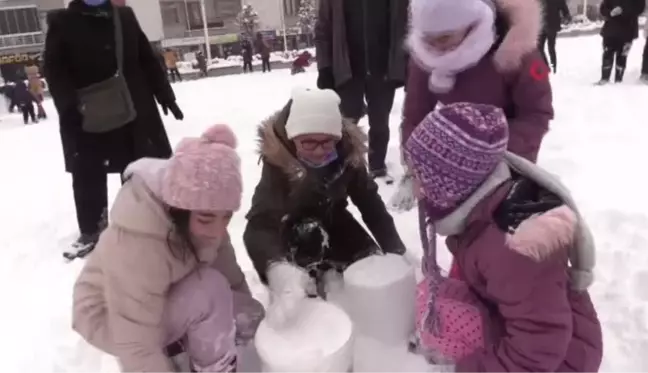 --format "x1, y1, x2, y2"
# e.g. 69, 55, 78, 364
406, 2, 496, 94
